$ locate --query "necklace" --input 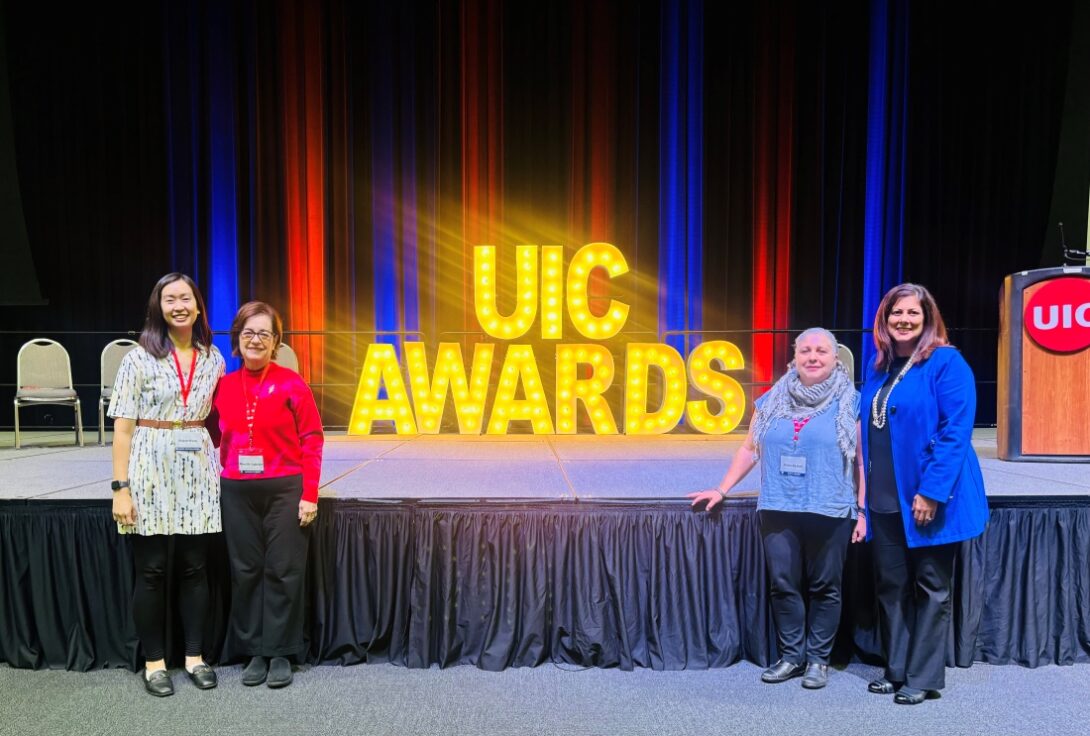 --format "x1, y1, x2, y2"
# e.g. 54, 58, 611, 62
870, 355, 915, 429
